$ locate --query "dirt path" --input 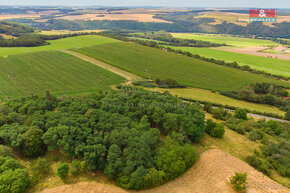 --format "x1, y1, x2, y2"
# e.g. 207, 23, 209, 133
41, 149, 288, 193
216, 47, 290, 60
62, 50, 142, 84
